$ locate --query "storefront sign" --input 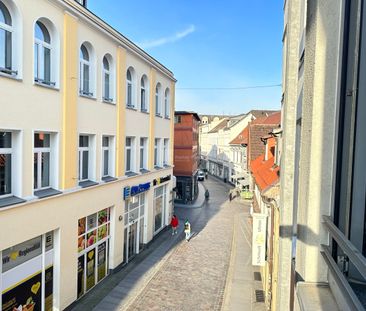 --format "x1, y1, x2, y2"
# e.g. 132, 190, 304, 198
153, 174, 171, 186
252, 213, 267, 266
124, 183, 150, 200
2, 237, 42, 273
